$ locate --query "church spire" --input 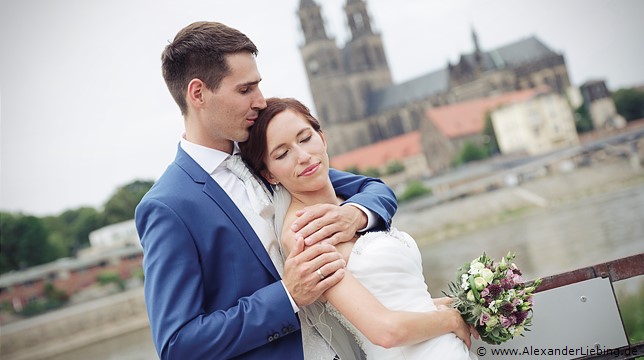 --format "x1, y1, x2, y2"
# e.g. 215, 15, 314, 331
298, 0, 330, 43
345, 0, 374, 39
472, 27, 481, 54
